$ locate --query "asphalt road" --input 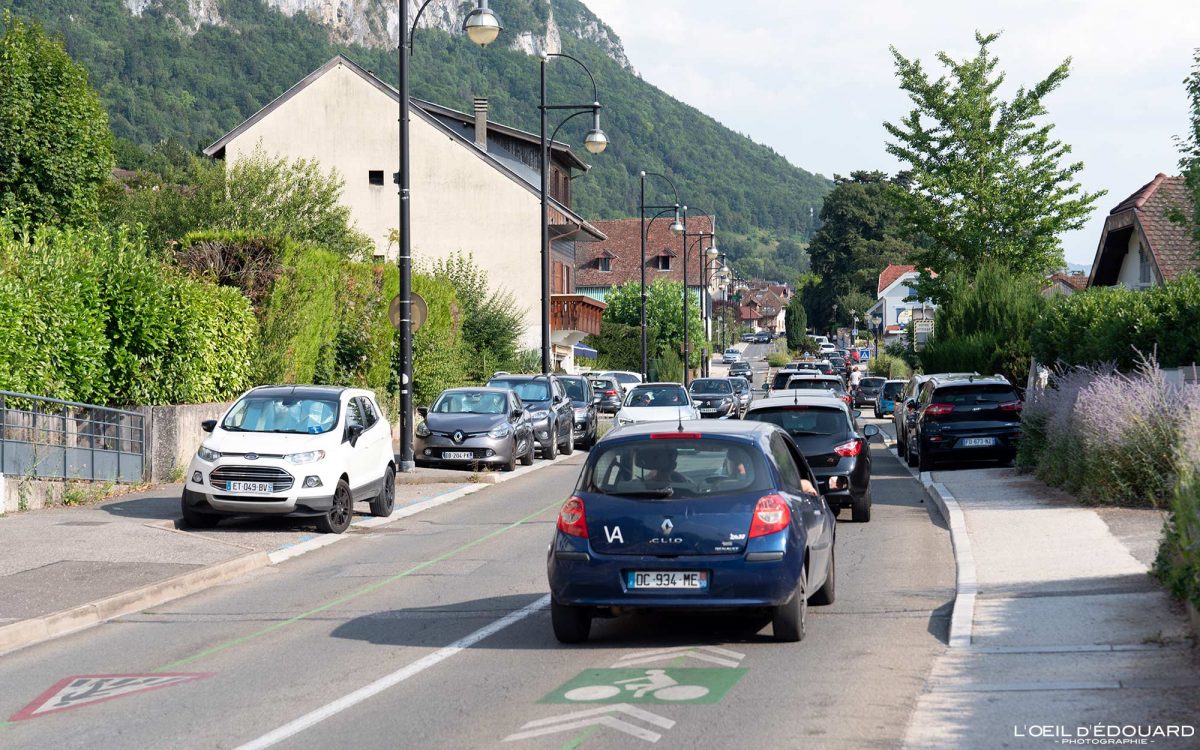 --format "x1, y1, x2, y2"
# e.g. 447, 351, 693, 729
0, 406, 953, 750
